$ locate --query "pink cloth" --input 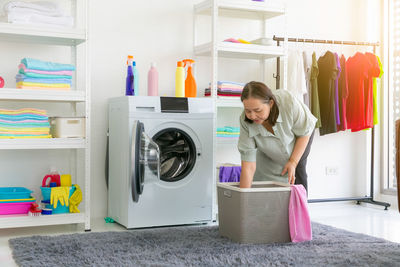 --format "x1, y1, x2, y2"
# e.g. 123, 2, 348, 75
289, 184, 312, 242
0, 119, 48, 123
18, 63, 73, 75
223, 38, 241, 43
